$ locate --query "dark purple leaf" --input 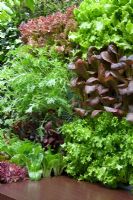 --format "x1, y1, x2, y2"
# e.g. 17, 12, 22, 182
118, 88, 128, 95
104, 106, 124, 116
127, 55, 133, 65
47, 137, 55, 144
91, 110, 103, 117
101, 96, 116, 105
74, 108, 88, 117
88, 55, 100, 70
84, 85, 97, 94
97, 85, 109, 95
111, 62, 127, 70
45, 121, 52, 133
98, 63, 106, 82
118, 83, 128, 89
70, 78, 85, 89
74, 59, 89, 79
87, 46, 98, 64
68, 44, 133, 121
86, 77, 99, 85
86, 97, 100, 107
100, 51, 116, 63
108, 44, 118, 55
119, 56, 127, 62
103, 71, 118, 86
110, 71, 127, 83
127, 80, 133, 95
129, 106, 133, 112
88, 46, 97, 56
114, 103, 122, 109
